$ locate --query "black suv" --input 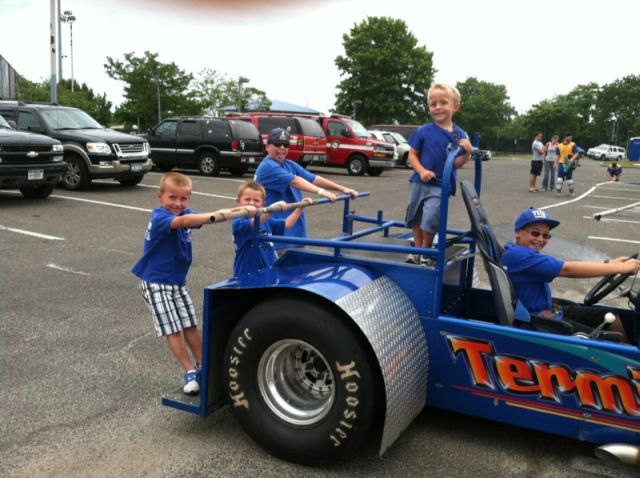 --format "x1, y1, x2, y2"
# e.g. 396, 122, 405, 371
142, 117, 263, 176
0, 114, 66, 198
0, 102, 151, 190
